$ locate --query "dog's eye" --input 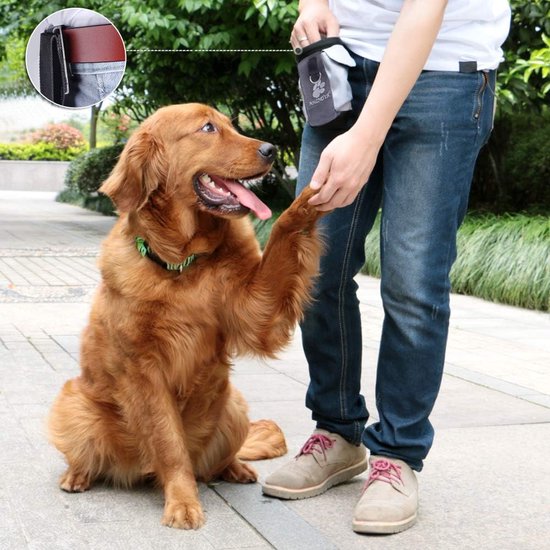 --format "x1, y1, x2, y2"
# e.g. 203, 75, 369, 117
200, 122, 217, 133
